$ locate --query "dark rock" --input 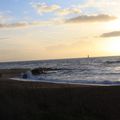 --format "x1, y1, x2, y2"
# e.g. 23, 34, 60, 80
31, 68, 47, 75
31, 67, 63, 75
105, 61, 120, 64
22, 73, 28, 79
